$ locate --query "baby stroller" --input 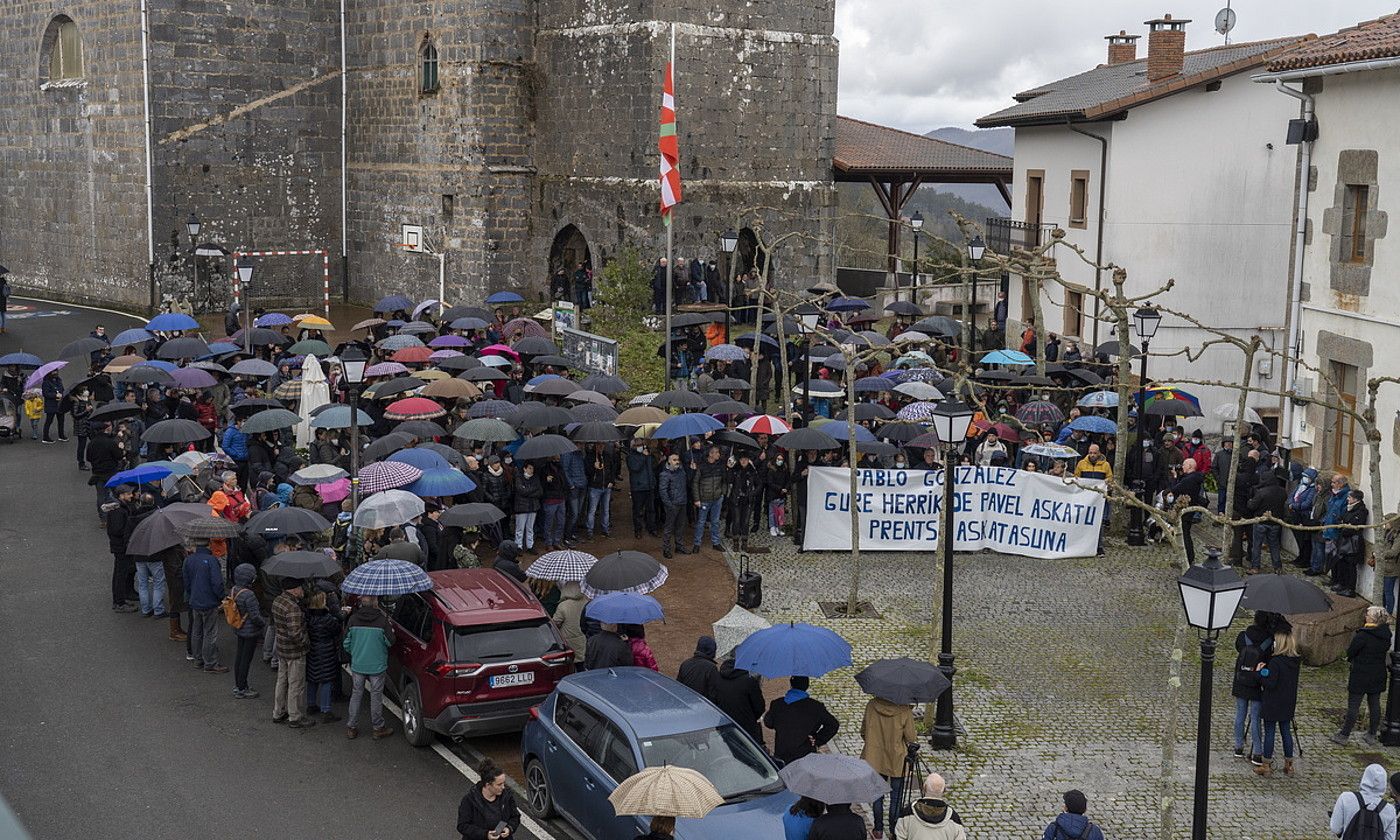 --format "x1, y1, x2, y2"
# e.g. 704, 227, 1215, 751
0, 395, 17, 443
